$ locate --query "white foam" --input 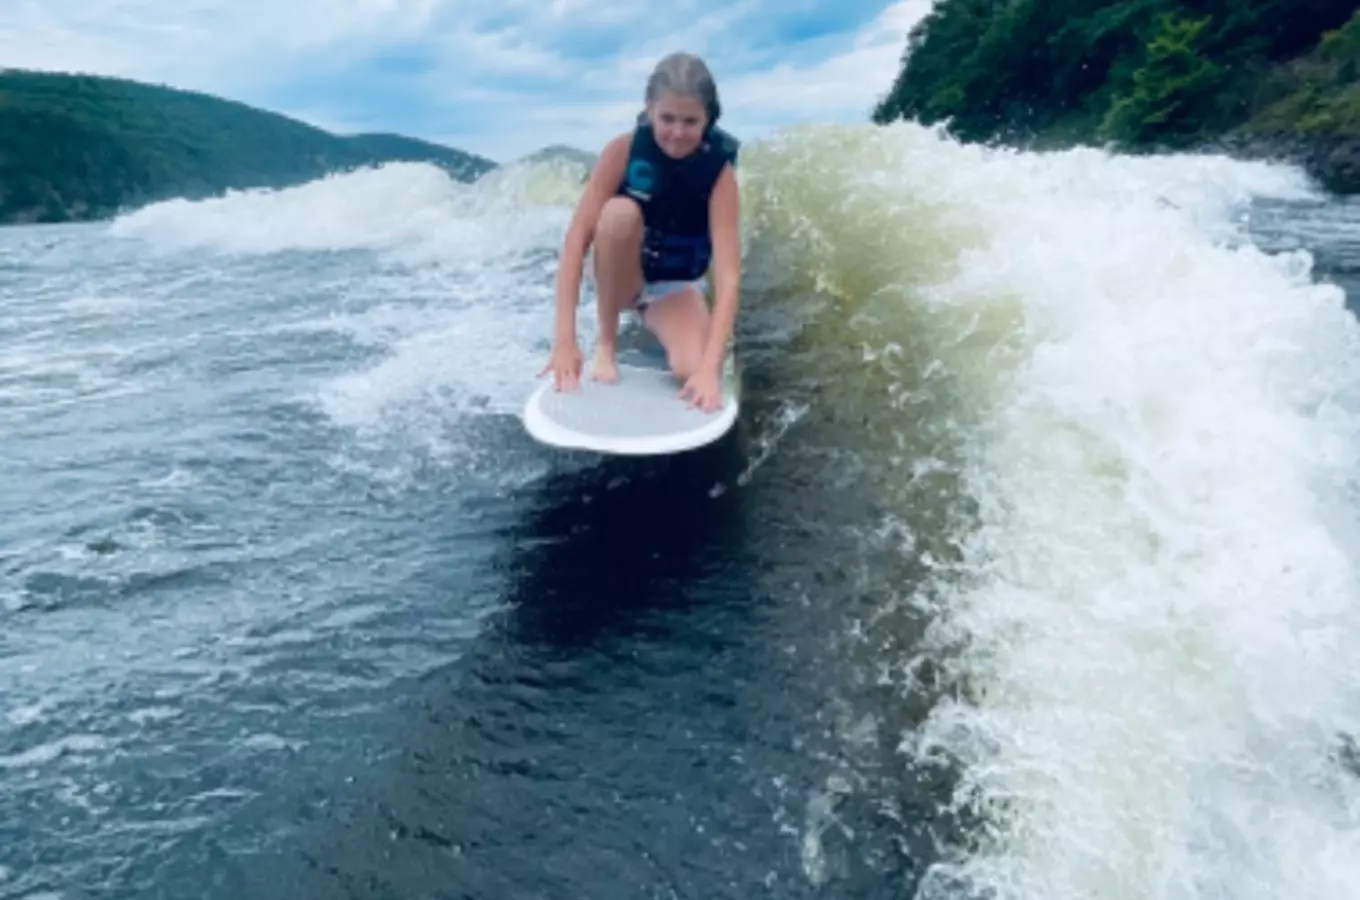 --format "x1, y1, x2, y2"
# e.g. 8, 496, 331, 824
300, 244, 572, 487
315, 293, 544, 429
103, 162, 494, 259
92, 155, 598, 487
798, 123, 1360, 900
105, 159, 578, 265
